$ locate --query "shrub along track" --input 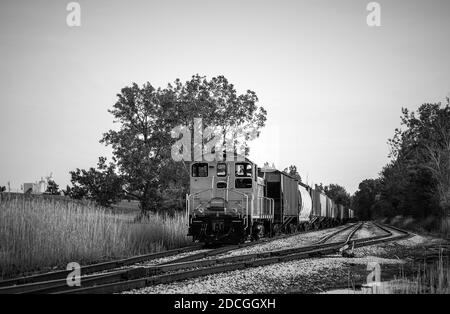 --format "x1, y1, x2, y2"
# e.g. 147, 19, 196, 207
0, 222, 407, 294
